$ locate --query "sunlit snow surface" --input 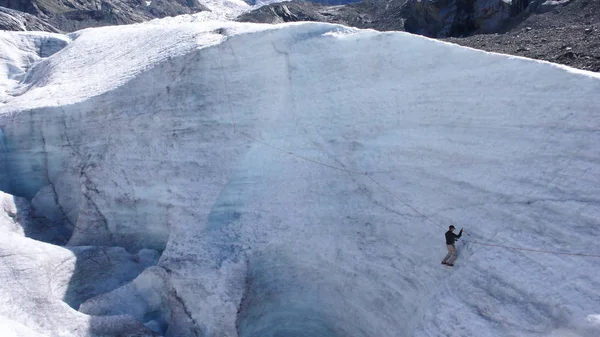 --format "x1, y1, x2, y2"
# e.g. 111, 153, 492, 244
1, 20, 600, 337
